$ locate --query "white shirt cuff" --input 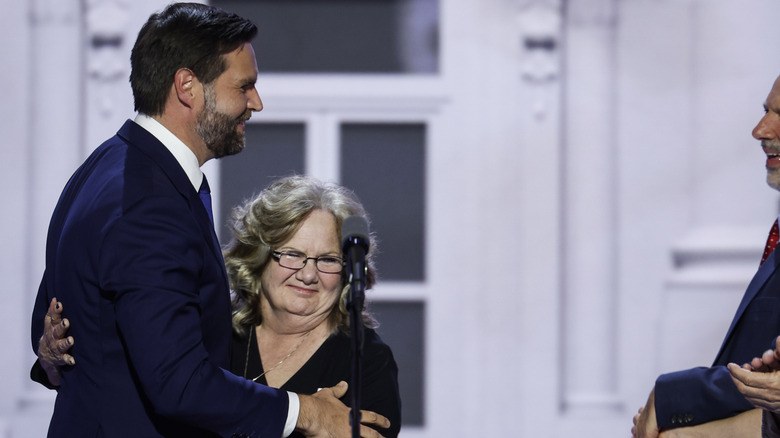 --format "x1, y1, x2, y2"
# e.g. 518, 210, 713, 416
283, 391, 299, 437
